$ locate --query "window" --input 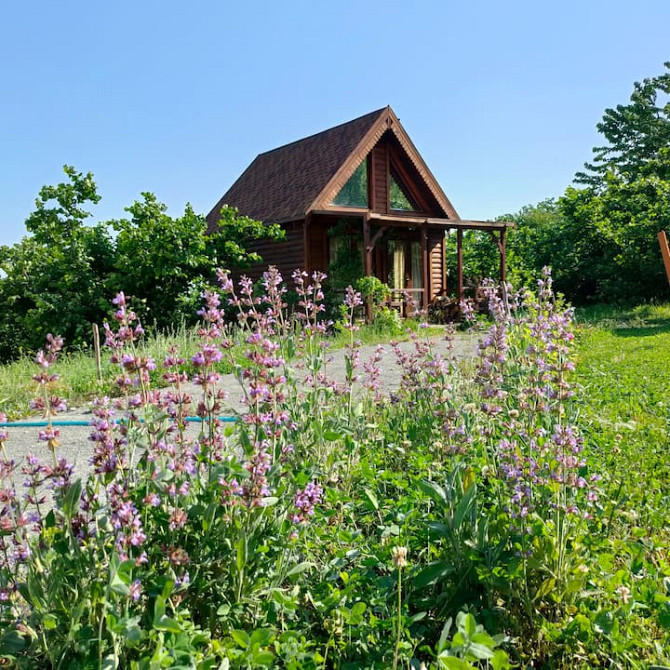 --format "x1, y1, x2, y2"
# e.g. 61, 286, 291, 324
332, 161, 368, 208
389, 171, 418, 211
